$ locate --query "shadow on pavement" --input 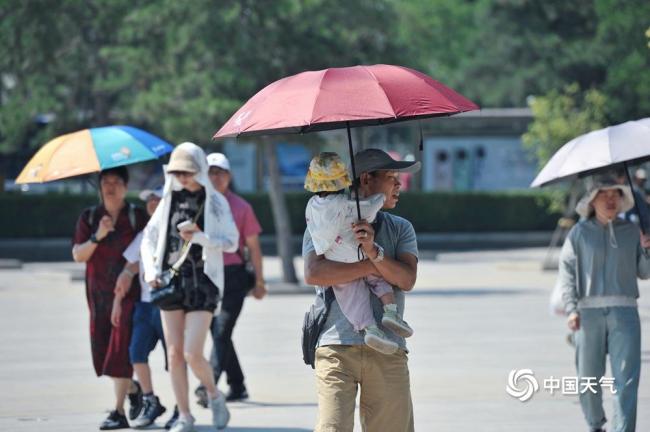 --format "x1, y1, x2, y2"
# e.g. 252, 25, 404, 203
231, 401, 317, 409
408, 287, 533, 297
